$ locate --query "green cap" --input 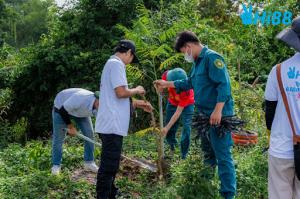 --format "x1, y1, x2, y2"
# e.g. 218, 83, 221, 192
94, 91, 99, 99
167, 68, 187, 81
